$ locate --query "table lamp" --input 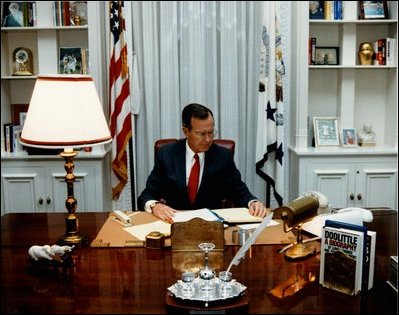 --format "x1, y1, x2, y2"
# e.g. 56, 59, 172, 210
274, 195, 319, 260
20, 75, 112, 247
